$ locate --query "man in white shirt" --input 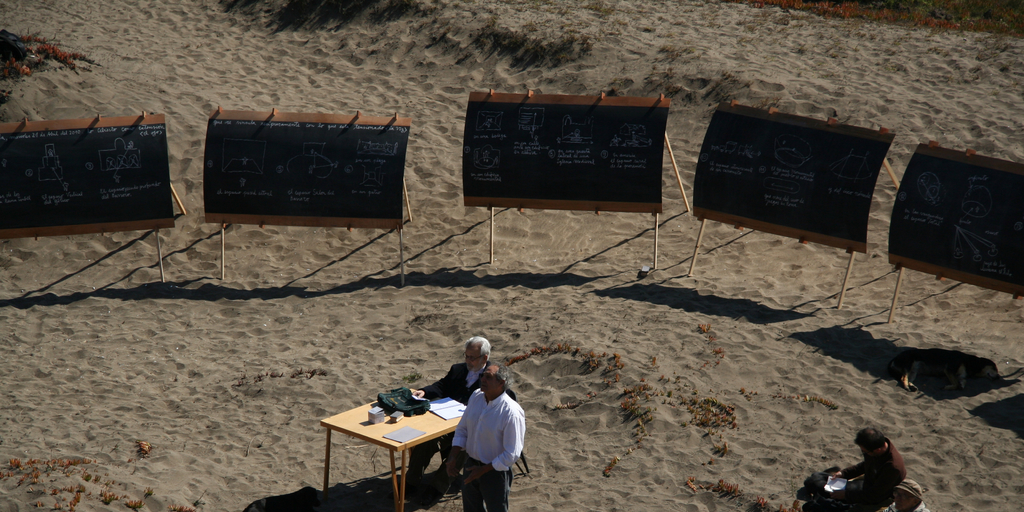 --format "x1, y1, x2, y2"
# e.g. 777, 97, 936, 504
447, 364, 525, 512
